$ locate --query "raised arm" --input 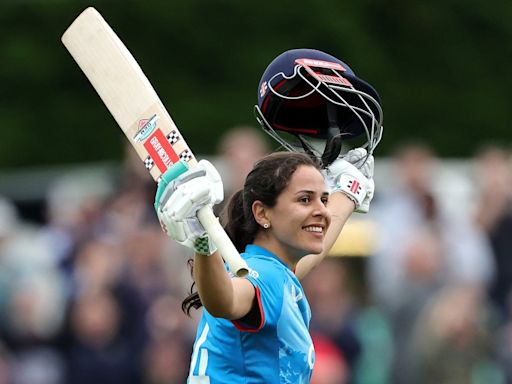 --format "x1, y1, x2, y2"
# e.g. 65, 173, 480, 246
193, 252, 255, 319
155, 160, 255, 319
